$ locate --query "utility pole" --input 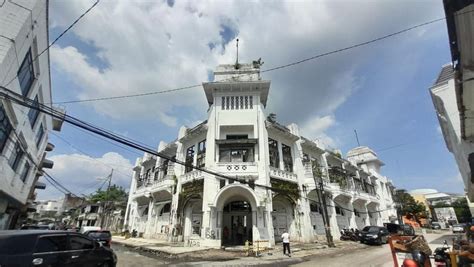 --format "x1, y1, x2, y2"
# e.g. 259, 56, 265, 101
319, 179, 335, 247
101, 169, 113, 228
312, 161, 334, 247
